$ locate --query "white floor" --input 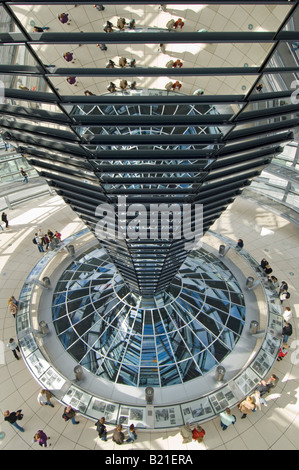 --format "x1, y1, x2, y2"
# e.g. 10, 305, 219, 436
0, 192, 298, 451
